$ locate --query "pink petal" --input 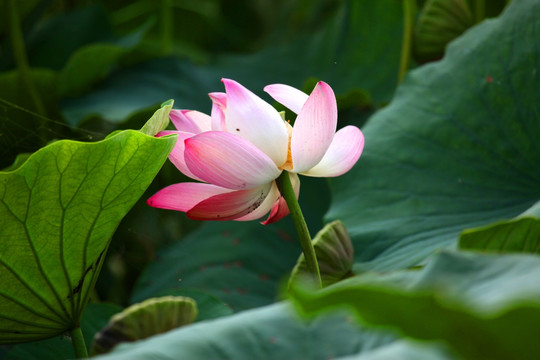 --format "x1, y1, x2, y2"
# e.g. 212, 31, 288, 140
222, 79, 288, 166
209, 92, 227, 131
302, 126, 364, 177
169, 110, 211, 133
235, 181, 280, 221
262, 173, 300, 225
147, 182, 232, 212
264, 84, 309, 114
290, 81, 338, 173
188, 183, 273, 221
156, 131, 204, 181
184, 131, 281, 190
